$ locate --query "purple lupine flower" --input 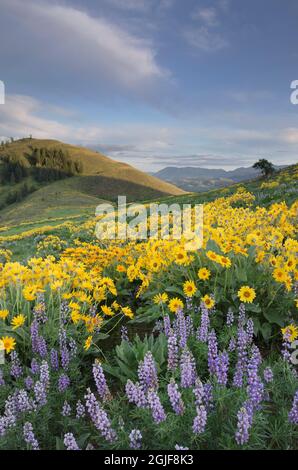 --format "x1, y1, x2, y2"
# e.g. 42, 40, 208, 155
163, 315, 171, 337
238, 303, 246, 327
0, 417, 7, 437
167, 329, 178, 371
180, 348, 197, 388
247, 345, 264, 408
186, 315, 194, 338
185, 296, 193, 311
175, 445, 189, 450
193, 378, 205, 406
226, 308, 234, 327
50, 349, 59, 371
64, 433, 80, 450
176, 309, 188, 349
59, 327, 70, 369
120, 325, 129, 342
39, 361, 50, 387
33, 295, 47, 324
37, 335, 48, 359
235, 407, 250, 445
92, 361, 110, 400
281, 329, 292, 363
138, 352, 158, 392
60, 301, 70, 325
30, 358, 40, 375
289, 390, 298, 424
125, 380, 147, 408
59, 326, 67, 350
167, 380, 184, 415
203, 383, 213, 411
263, 367, 274, 384
197, 303, 210, 342
216, 351, 229, 386
147, 389, 166, 424
246, 318, 254, 344
0, 369, 5, 386
68, 338, 77, 359
23, 422, 39, 450
243, 400, 254, 426
10, 351, 23, 379
34, 380, 47, 406
129, 429, 142, 449
233, 326, 248, 388
62, 401, 71, 417
14, 389, 32, 413
3, 394, 17, 427
30, 320, 40, 354
25, 376, 34, 390
76, 400, 86, 419
61, 347, 70, 370
58, 373, 70, 393
85, 388, 116, 442
193, 405, 207, 434
228, 337, 236, 352
207, 330, 218, 375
